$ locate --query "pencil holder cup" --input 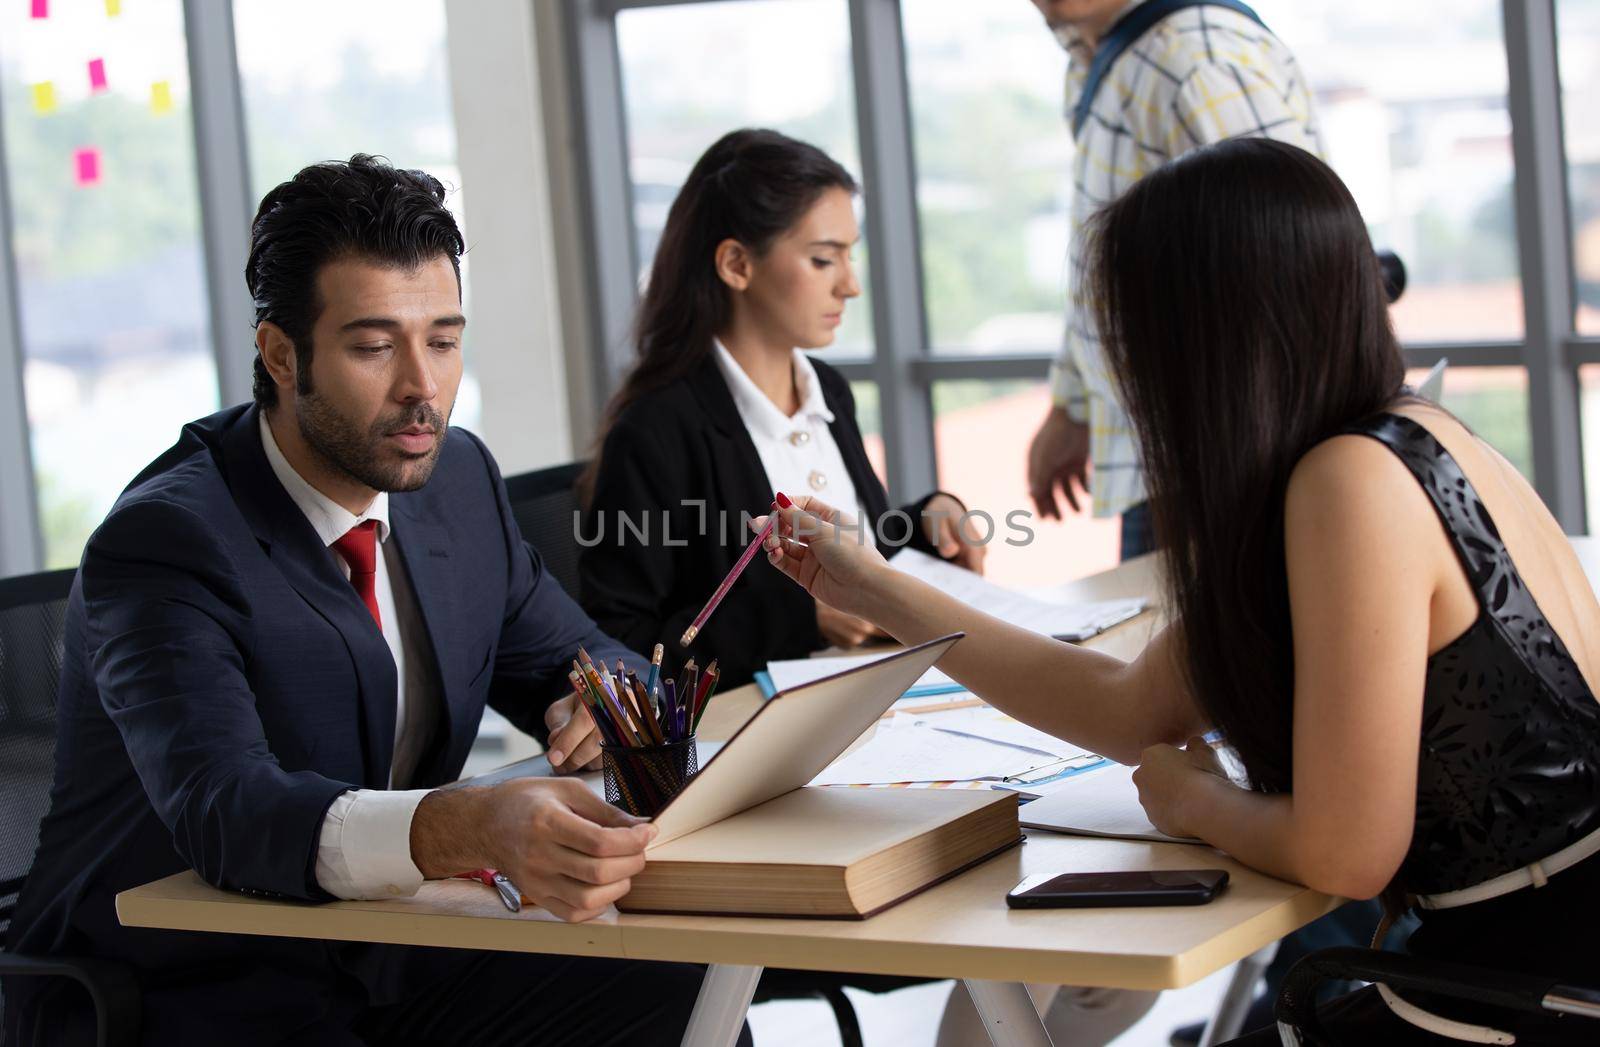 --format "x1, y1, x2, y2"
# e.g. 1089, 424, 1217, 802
602, 738, 698, 818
